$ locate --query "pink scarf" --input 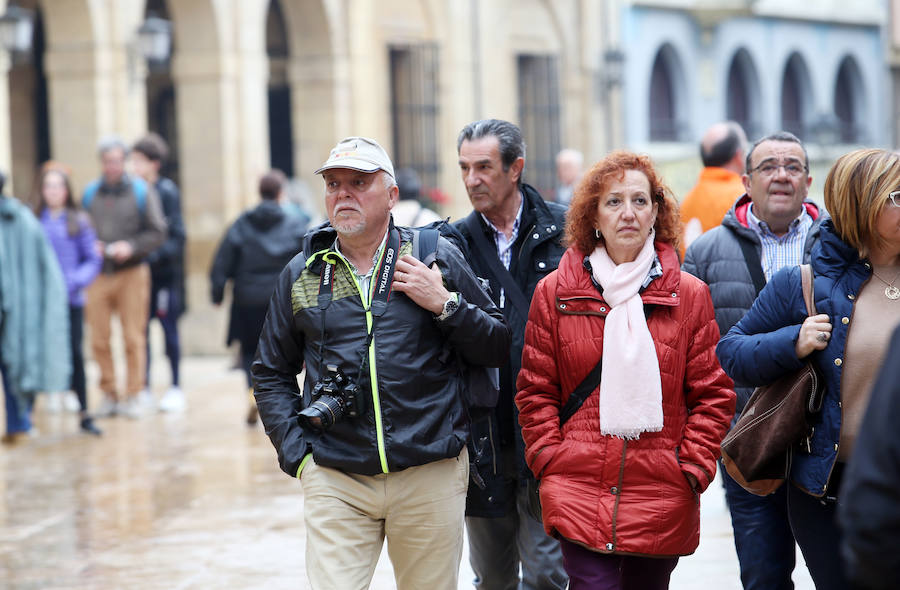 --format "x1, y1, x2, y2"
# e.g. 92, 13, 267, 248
588, 232, 663, 439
